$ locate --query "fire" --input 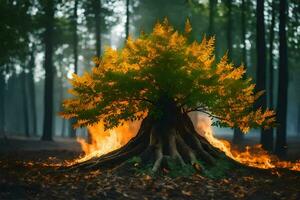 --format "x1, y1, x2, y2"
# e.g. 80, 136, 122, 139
194, 114, 300, 172
73, 121, 141, 164
72, 114, 300, 172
